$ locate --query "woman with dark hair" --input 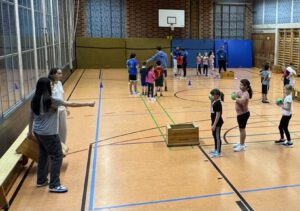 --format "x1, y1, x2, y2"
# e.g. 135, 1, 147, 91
48, 68, 67, 144
28, 77, 95, 193
233, 79, 253, 152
